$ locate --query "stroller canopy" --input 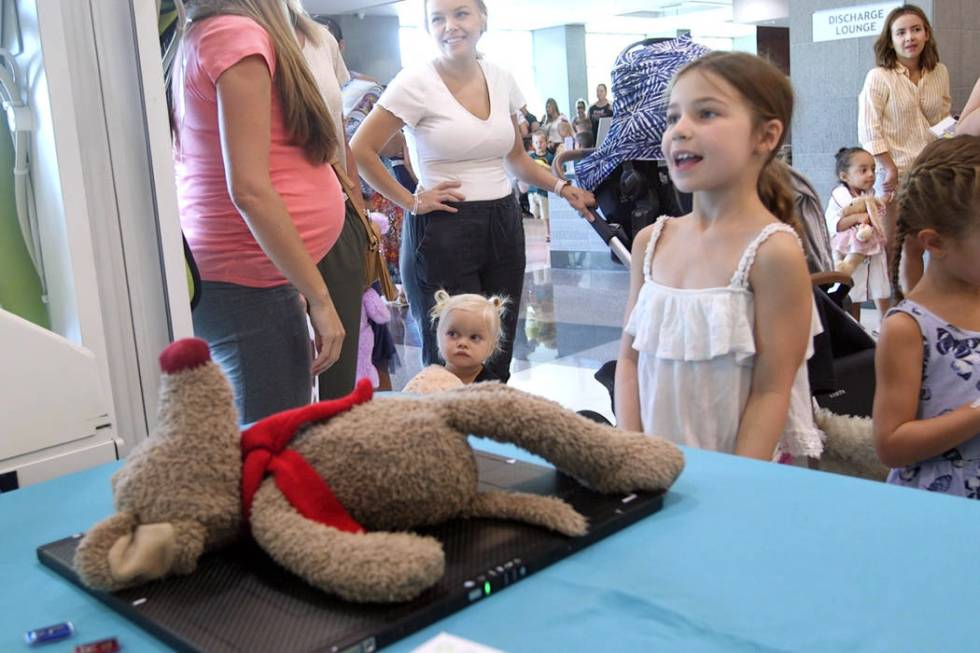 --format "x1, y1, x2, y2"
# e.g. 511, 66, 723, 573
575, 35, 710, 192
